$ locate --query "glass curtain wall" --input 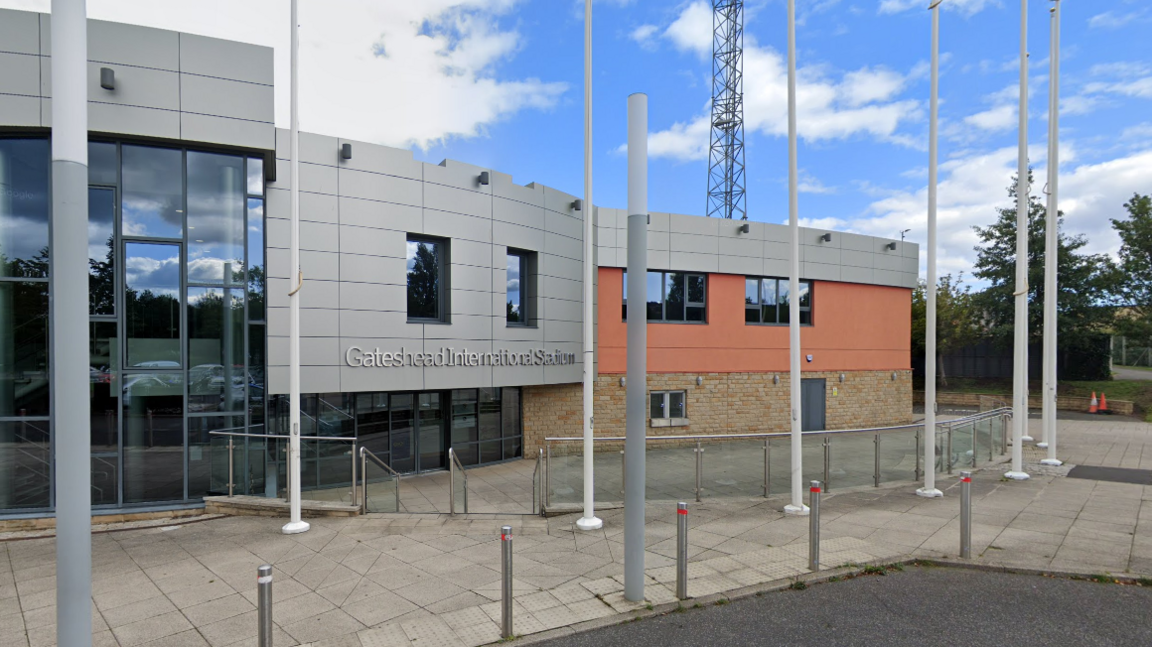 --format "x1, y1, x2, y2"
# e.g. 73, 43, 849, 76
0, 136, 267, 514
